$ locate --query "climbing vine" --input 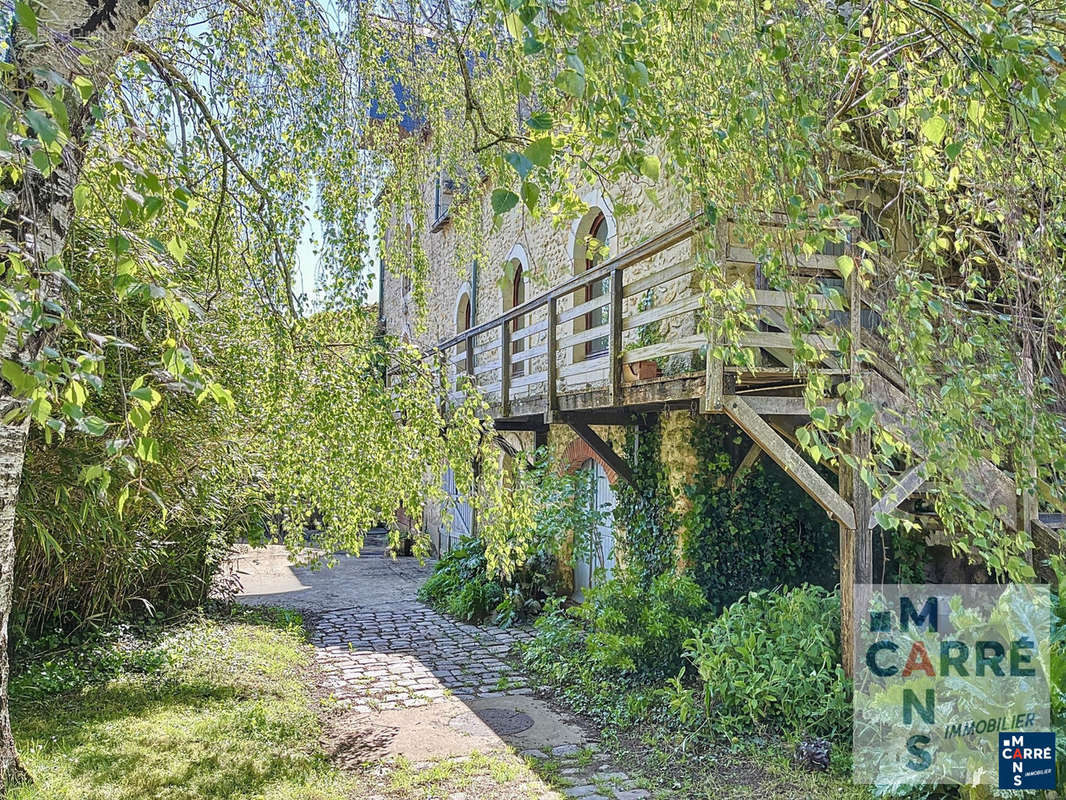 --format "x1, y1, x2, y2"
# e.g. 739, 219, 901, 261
682, 419, 838, 611
614, 421, 679, 587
